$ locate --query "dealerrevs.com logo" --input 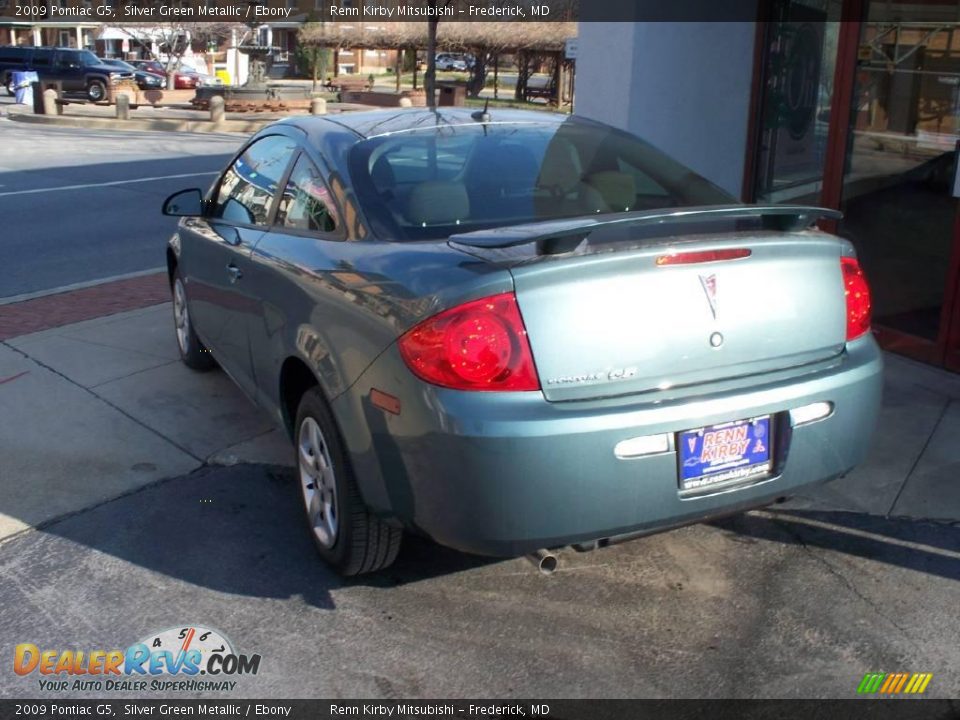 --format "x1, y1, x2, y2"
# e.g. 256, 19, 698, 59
14, 626, 261, 693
